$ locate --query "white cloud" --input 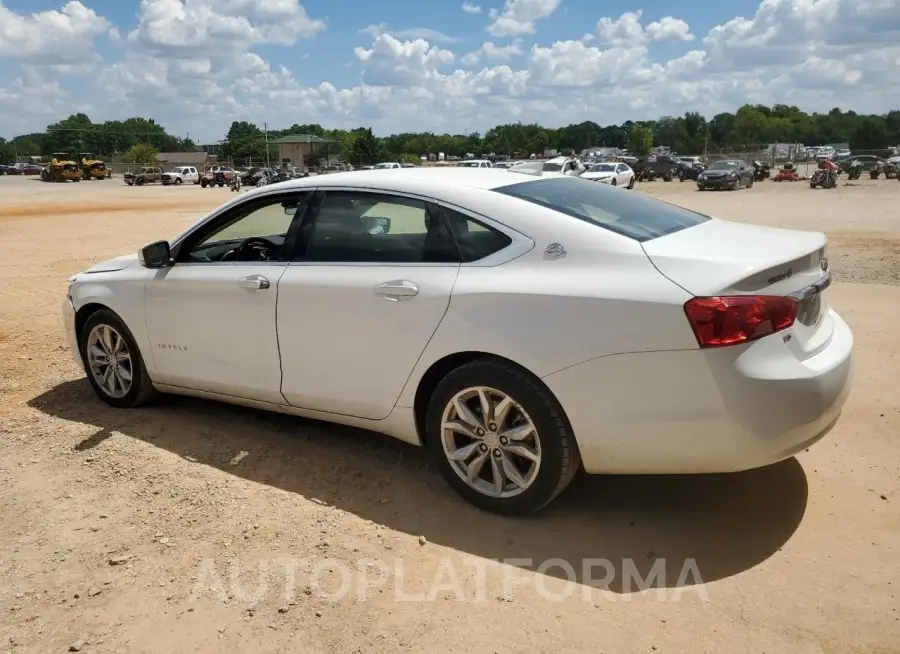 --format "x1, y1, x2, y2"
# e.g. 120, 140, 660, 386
2, 0, 900, 142
597, 11, 694, 46
462, 2, 482, 14
359, 23, 461, 44
461, 40, 524, 66
487, 0, 562, 37
126, 0, 324, 53
0, 1, 110, 63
